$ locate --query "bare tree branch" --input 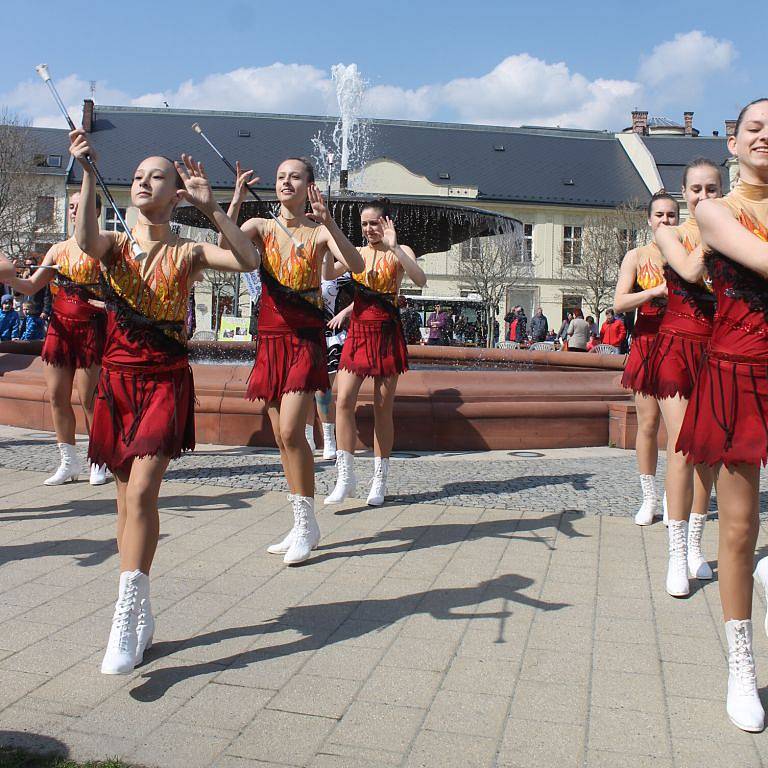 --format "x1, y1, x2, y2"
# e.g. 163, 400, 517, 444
456, 226, 532, 347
